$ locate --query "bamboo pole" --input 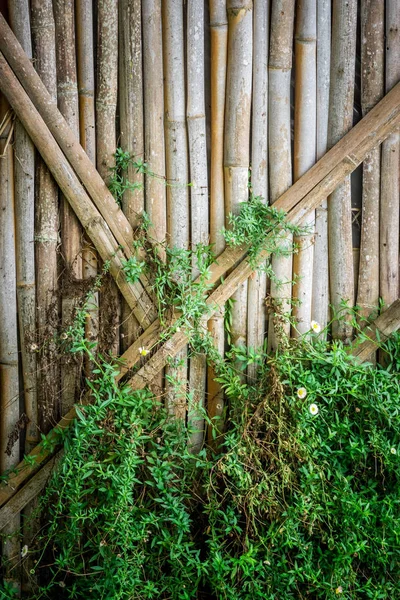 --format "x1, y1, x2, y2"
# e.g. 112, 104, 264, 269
224, 1, 253, 353
0, 55, 157, 327
8, 0, 38, 454
162, 0, 190, 419
0, 95, 20, 595
96, 0, 120, 356
267, 0, 295, 351
187, 0, 209, 451
292, 0, 316, 336
53, 0, 83, 415
207, 0, 227, 443
31, 0, 60, 434
357, 1, 384, 321
312, 0, 330, 333
119, 0, 144, 352
1, 86, 400, 510
247, 0, 268, 379
380, 0, 400, 310
142, 0, 167, 245
327, 0, 357, 341
76, 0, 99, 370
